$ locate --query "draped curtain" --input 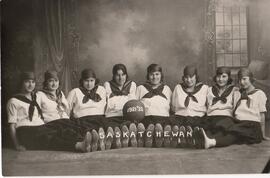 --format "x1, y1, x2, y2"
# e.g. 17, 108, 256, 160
45, 0, 65, 73
34, 0, 79, 95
